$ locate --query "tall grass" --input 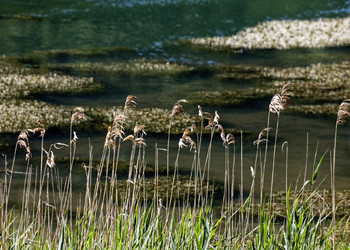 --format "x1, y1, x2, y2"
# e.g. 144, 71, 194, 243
0, 92, 349, 249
